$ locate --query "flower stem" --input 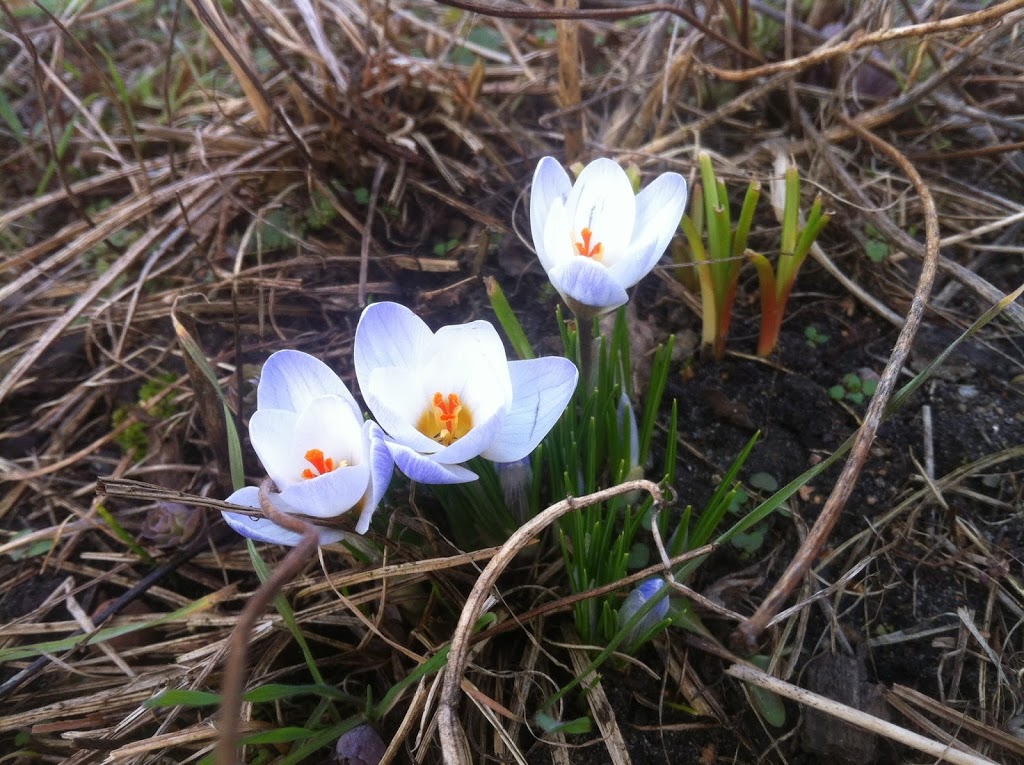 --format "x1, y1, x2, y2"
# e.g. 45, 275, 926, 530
578, 315, 595, 393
